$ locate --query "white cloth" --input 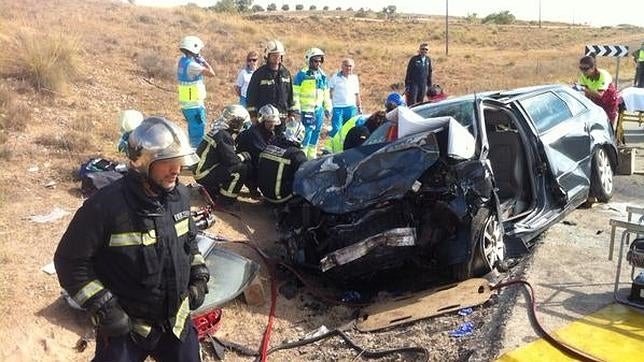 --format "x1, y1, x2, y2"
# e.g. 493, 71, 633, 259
329, 72, 360, 107
619, 87, 644, 111
235, 67, 254, 97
